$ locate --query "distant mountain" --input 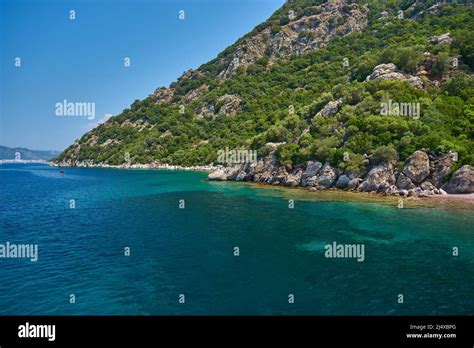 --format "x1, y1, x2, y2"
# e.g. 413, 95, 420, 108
0, 146, 61, 161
